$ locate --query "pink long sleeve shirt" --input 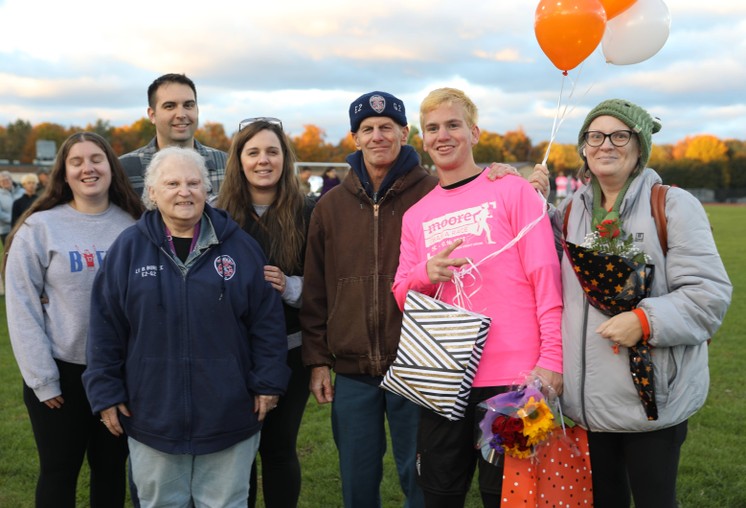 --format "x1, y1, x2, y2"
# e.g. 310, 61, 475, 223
392, 172, 563, 387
